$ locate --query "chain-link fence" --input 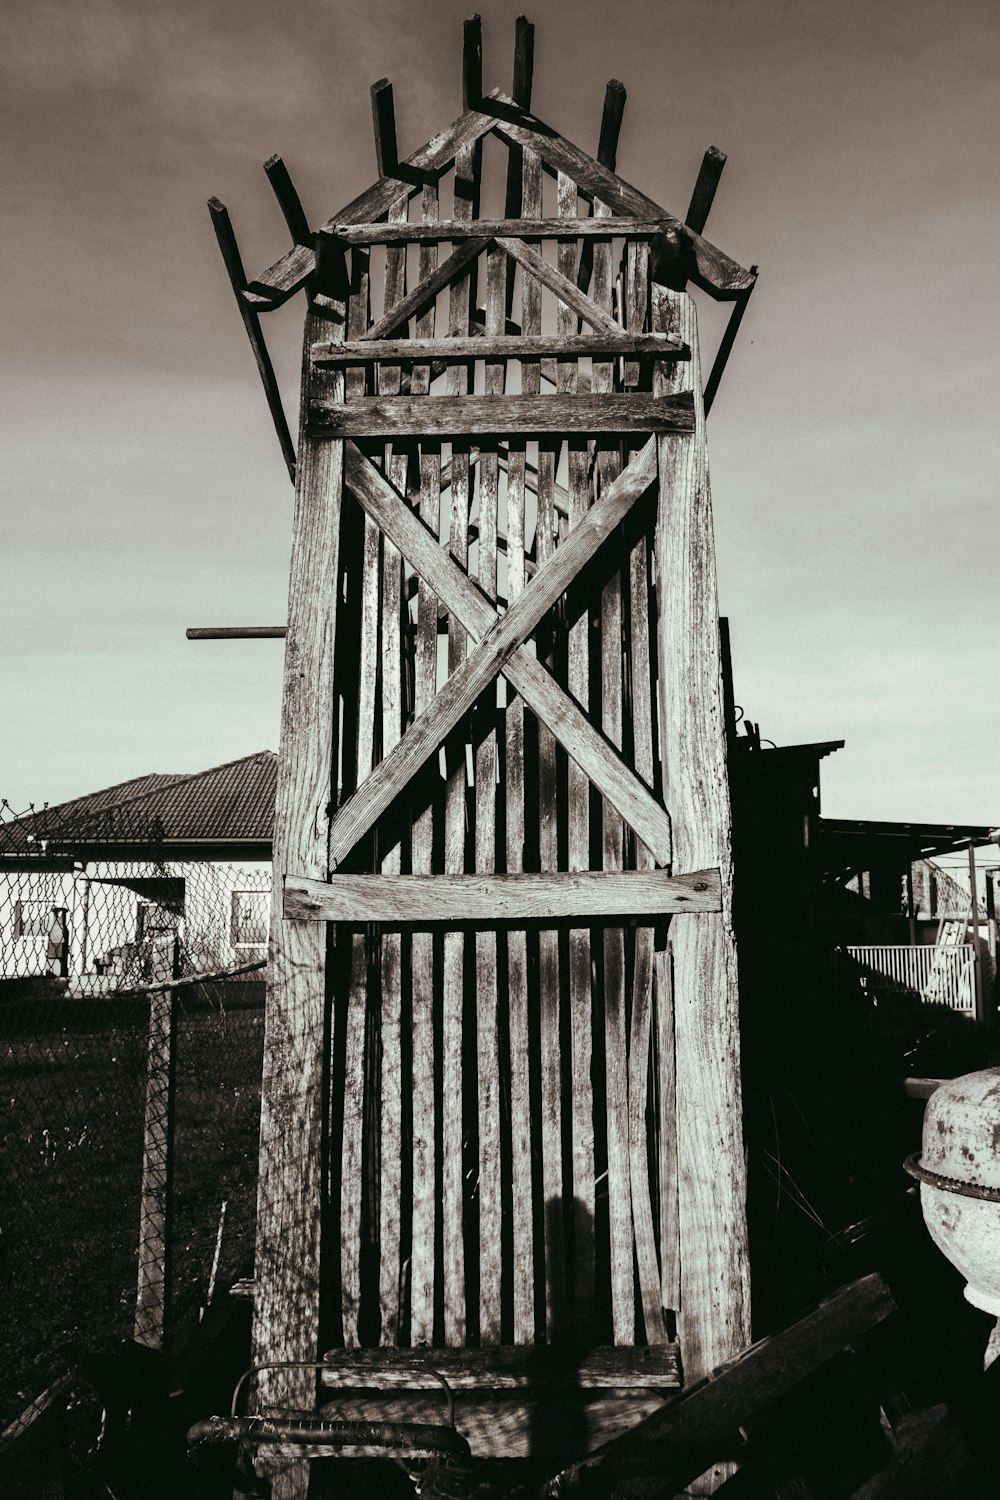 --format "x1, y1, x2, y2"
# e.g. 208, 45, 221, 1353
0, 800, 269, 1429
